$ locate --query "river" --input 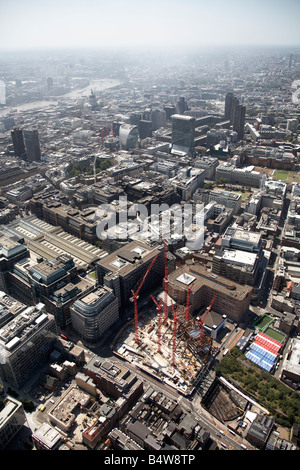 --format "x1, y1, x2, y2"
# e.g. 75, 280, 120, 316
0, 78, 122, 118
